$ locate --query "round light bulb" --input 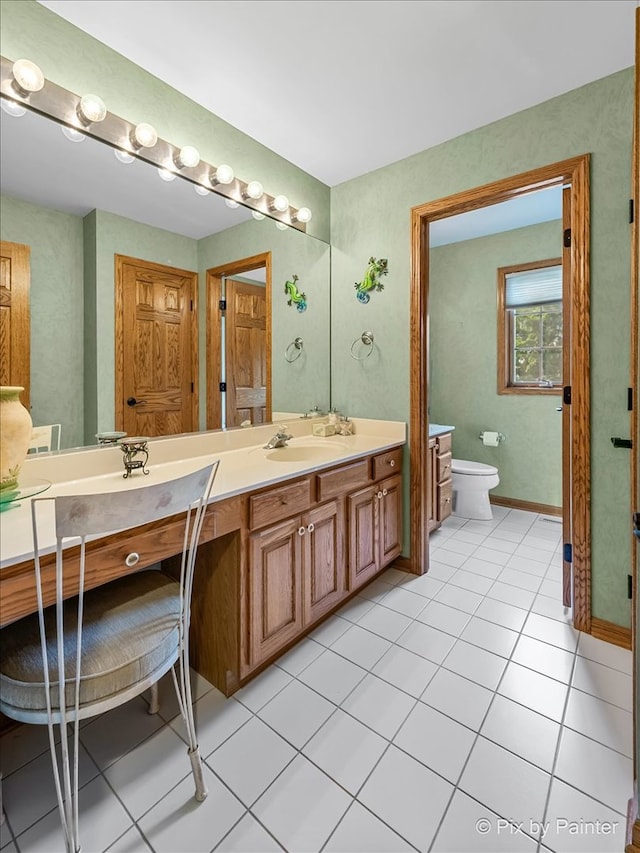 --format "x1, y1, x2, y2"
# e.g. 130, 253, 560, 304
272, 194, 289, 212
296, 207, 312, 223
132, 122, 158, 149
224, 199, 240, 209
214, 164, 234, 185
114, 149, 135, 164
176, 145, 200, 169
12, 59, 45, 95
276, 221, 288, 231
157, 167, 177, 182
78, 93, 107, 124
1, 98, 26, 117
194, 184, 209, 196
61, 125, 86, 143
252, 211, 266, 221
245, 180, 264, 200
